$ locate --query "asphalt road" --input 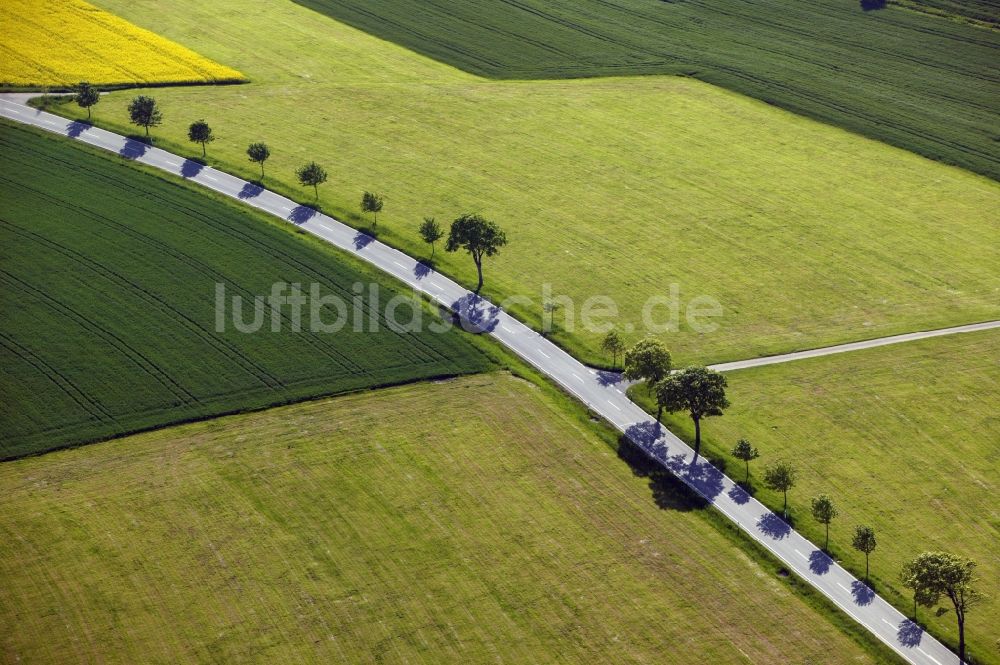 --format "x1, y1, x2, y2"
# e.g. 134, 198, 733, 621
0, 97, 963, 665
